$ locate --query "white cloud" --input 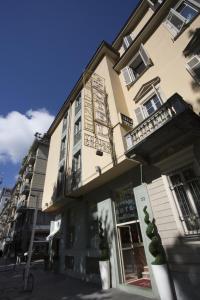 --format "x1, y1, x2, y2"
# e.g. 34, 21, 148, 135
0, 109, 54, 164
